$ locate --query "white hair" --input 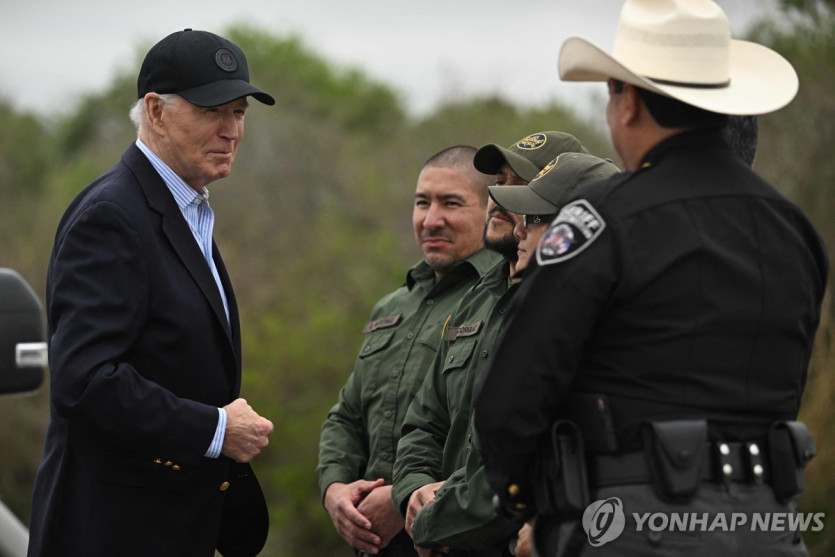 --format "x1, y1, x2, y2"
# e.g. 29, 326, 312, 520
129, 93, 178, 134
